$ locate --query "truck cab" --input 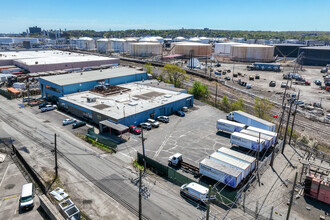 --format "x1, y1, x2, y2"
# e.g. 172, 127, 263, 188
226, 112, 234, 121
168, 153, 183, 166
